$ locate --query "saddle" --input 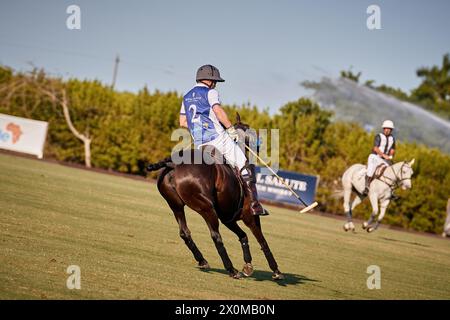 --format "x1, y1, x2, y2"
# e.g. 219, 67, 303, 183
357, 163, 388, 181
200, 145, 229, 166
164, 147, 229, 168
